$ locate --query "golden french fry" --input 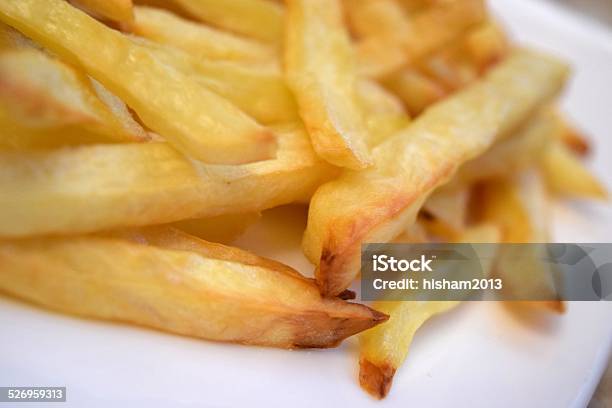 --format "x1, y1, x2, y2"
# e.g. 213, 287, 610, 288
171, 213, 262, 244
412, 21, 508, 94
422, 184, 470, 234
133, 6, 276, 63
187, 61, 298, 125
0, 47, 148, 148
455, 109, 558, 185
419, 50, 478, 92
463, 21, 509, 72
344, 0, 411, 41
417, 21, 509, 92
285, 0, 373, 170
382, 68, 447, 116
356, 79, 411, 147
395, 0, 441, 15
0, 21, 36, 50
0, 22, 146, 145
0, 229, 387, 348
379, 21, 507, 112
477, 172, 549, 242
303, 50, 569, 296
356, 0, 486, 78
69, 0, 134, 26
540, 139, 607, 200
0, 125, 334, 238
0, 110, 141, 149
127, 36, 298, 125
359, 301, 458, 398
555, 116, 590, 156
171, 0, 284, 44
0, 0, 276, 164
402, 0, 486, 60
359, 224, 499, 399
393, 219, 430, 243
356, 39, 409, 79
357, 80, 406, 119
476, 170, 565, 313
